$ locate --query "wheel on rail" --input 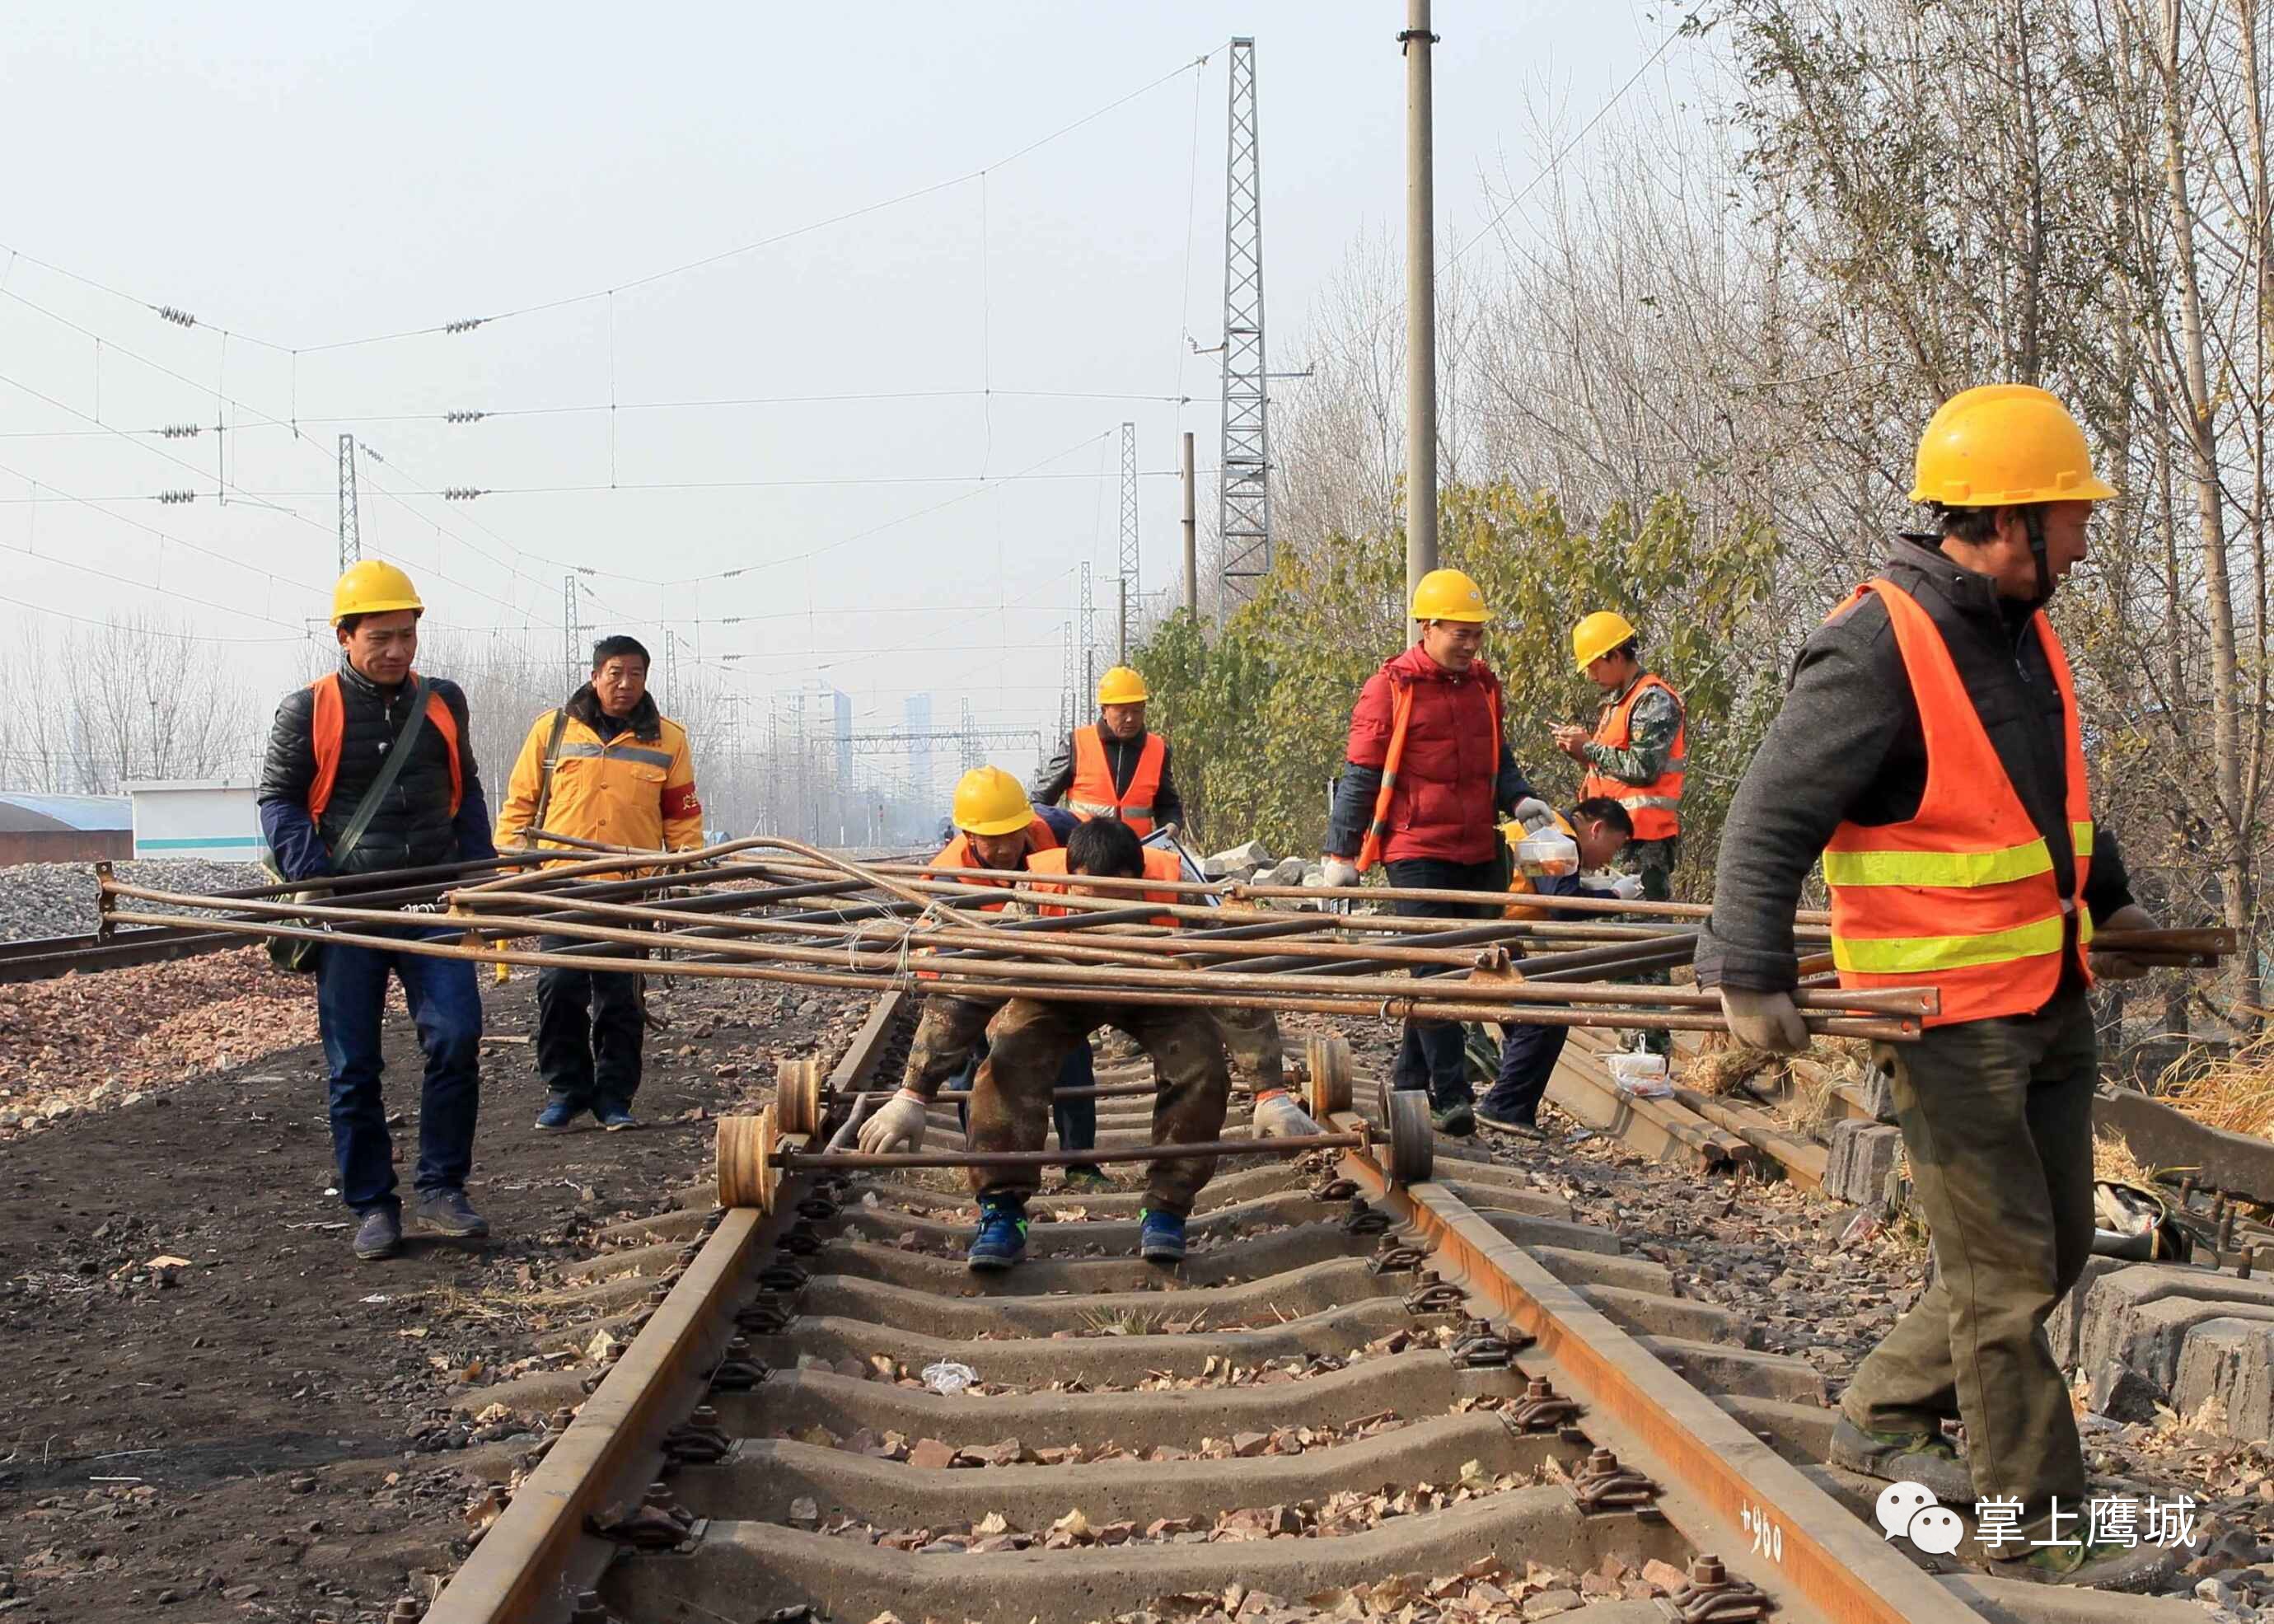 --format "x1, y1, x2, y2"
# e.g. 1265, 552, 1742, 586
1303, 1032, 1353, 1120
1384, 1088, 1434, 1186
775, 1056, 824, 1137
716, 1106, 779, 1213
